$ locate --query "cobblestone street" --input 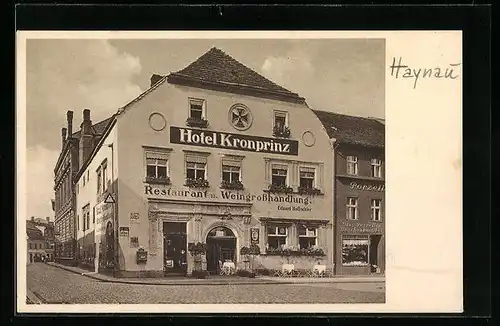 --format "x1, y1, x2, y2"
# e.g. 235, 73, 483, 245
27, 263, 385, 304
